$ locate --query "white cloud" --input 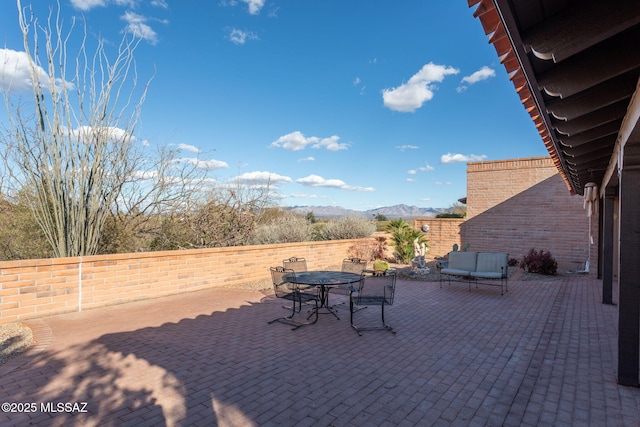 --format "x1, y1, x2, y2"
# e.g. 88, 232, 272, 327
418, 163, 435, 172
406, 178, 416, 182
71, 0, 168, 10
69, 126, 139, 144
232, 171, 292, 184
0, 48, 73, 93
242, 0, 265, 14
177, 143, 201, 153
457, 66, 496, 92
408, 170, 417, 175
121, 12, 160, 44
297, 174, 375, 192
353, 77, 361, 85
229, 29, 259, 45
290, 193, 327, 199
396, 145, 419, 151
311, 135, 348, 151
174, 157, 229, 170
298, 157, 315, 162
70, 0, 107, 10
150, 0, 168, 8
440, 153, 487, 163
270, 131, 348, 152
382, 62, 459, 112
461, 66, 496, 85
